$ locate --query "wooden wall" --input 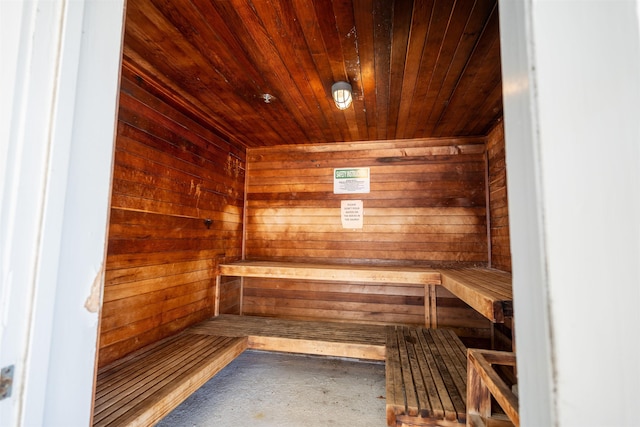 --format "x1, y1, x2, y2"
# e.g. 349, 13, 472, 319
98, 62, 246, 367
242, 138, 488, 326
486, 122, 512, 272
